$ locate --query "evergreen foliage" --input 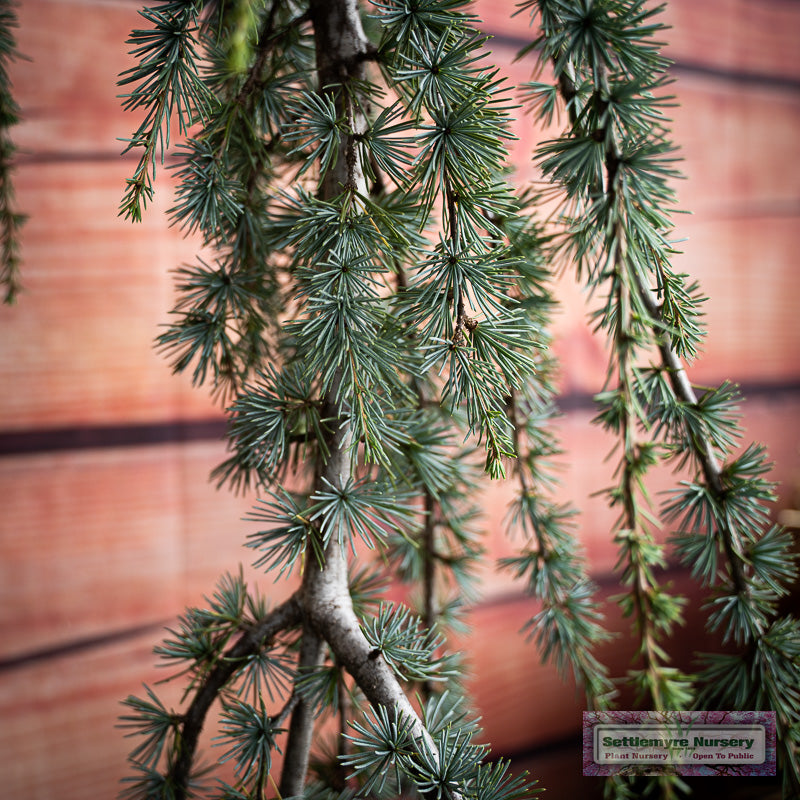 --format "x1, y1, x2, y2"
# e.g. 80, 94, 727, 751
519, 0, 800, 796
111, 1, 798, 799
